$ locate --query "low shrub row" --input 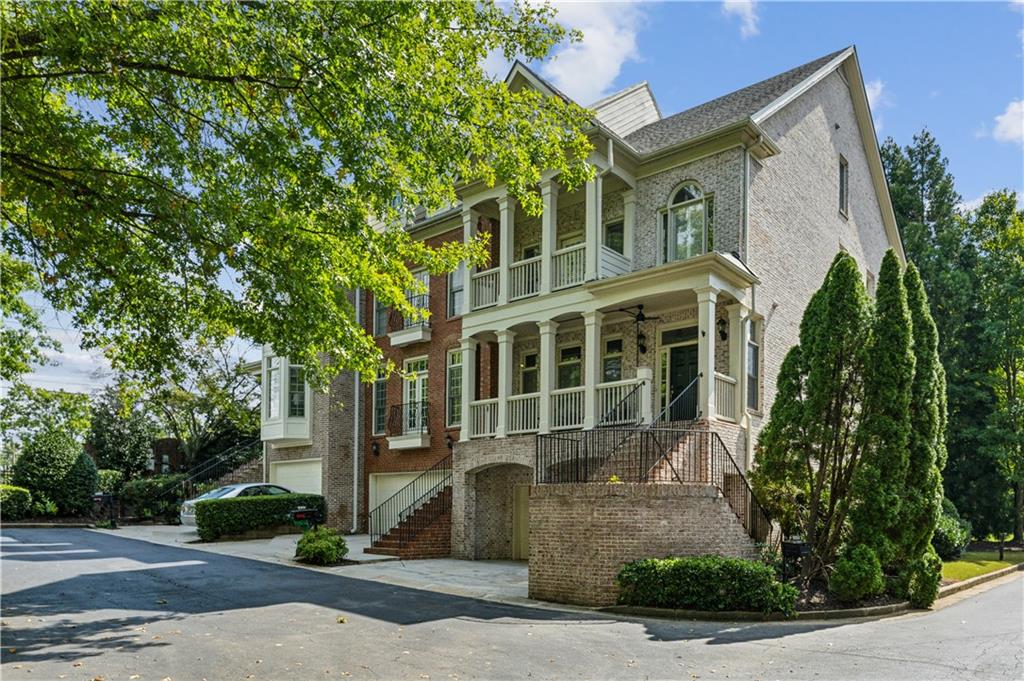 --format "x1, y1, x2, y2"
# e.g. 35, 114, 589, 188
195, 493, 327, 541
1, 484, 33, 521
120, 473, 186, 521
616, 555, 799, 615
